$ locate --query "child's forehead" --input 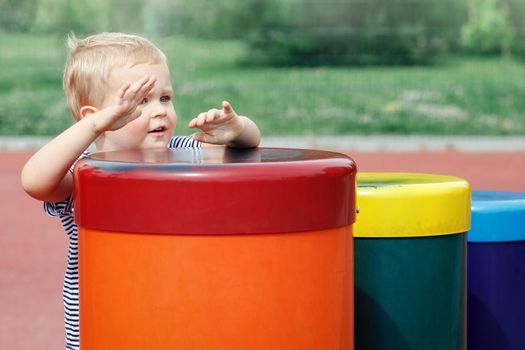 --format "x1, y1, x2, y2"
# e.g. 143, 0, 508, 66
109, 61, 171, 85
